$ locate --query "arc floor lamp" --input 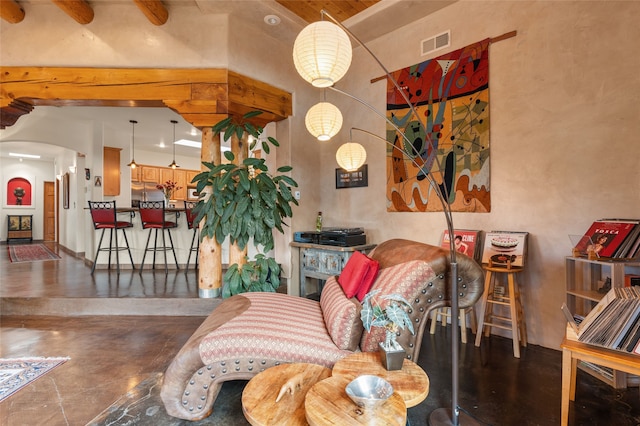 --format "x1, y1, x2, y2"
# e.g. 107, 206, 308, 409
293, 11, 481, 426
